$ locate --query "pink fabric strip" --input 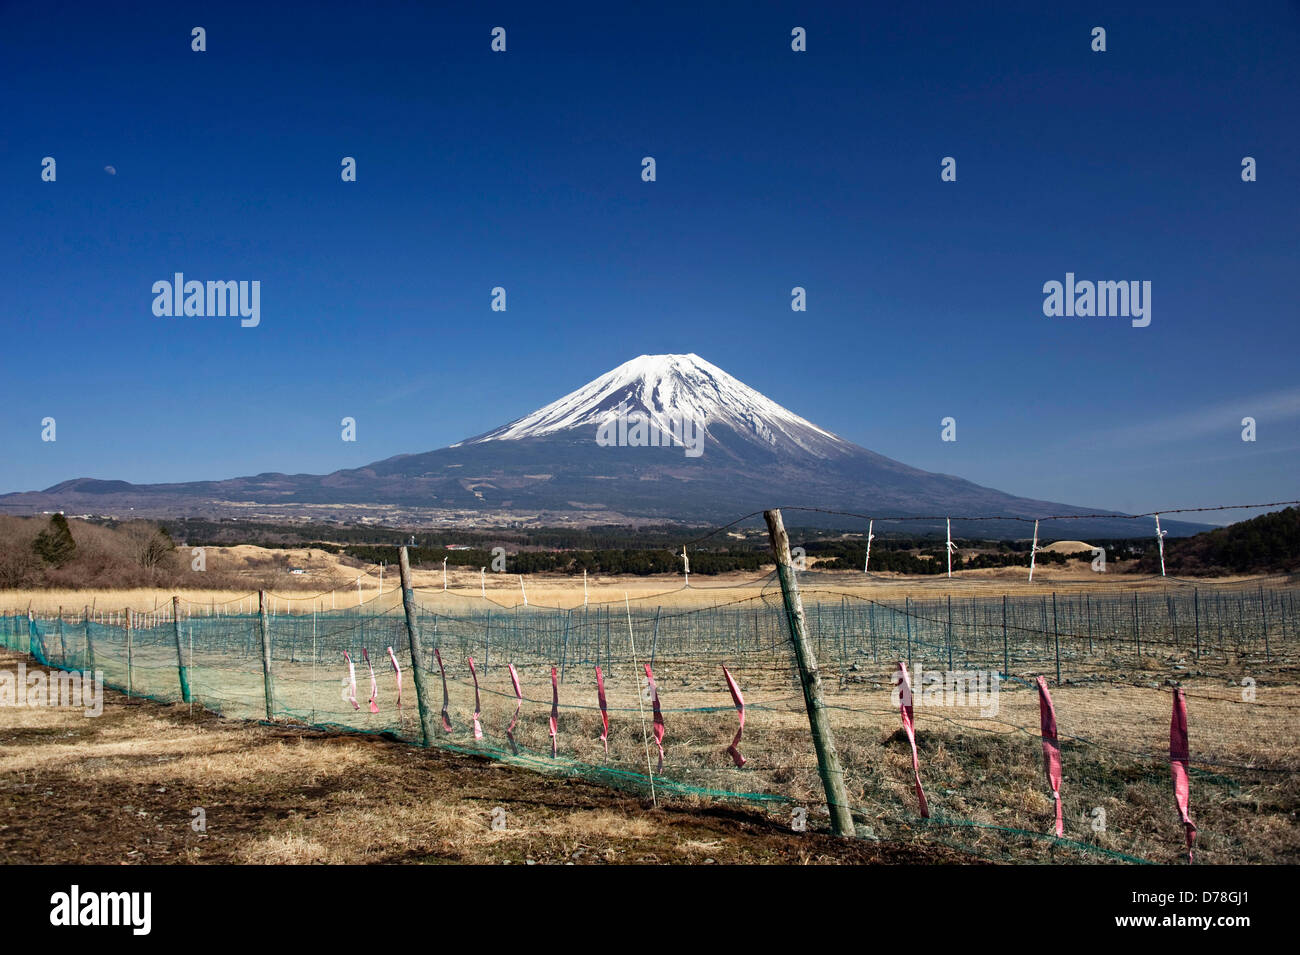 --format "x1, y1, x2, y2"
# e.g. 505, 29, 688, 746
342, 650, 359, 710
595, 666, 609, 758
468, 656, 483, 739
506, 664, 522, 755
434, 648, 452, 732
1170, 688, 1197, 862
362, 648, 379, 714
386, 646, 402, 708
644, 663, 665, 773
1035, 676, 1064, 837
549, 666, 559, 758
896, 661, 929, 818
722, 666, 746, 768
